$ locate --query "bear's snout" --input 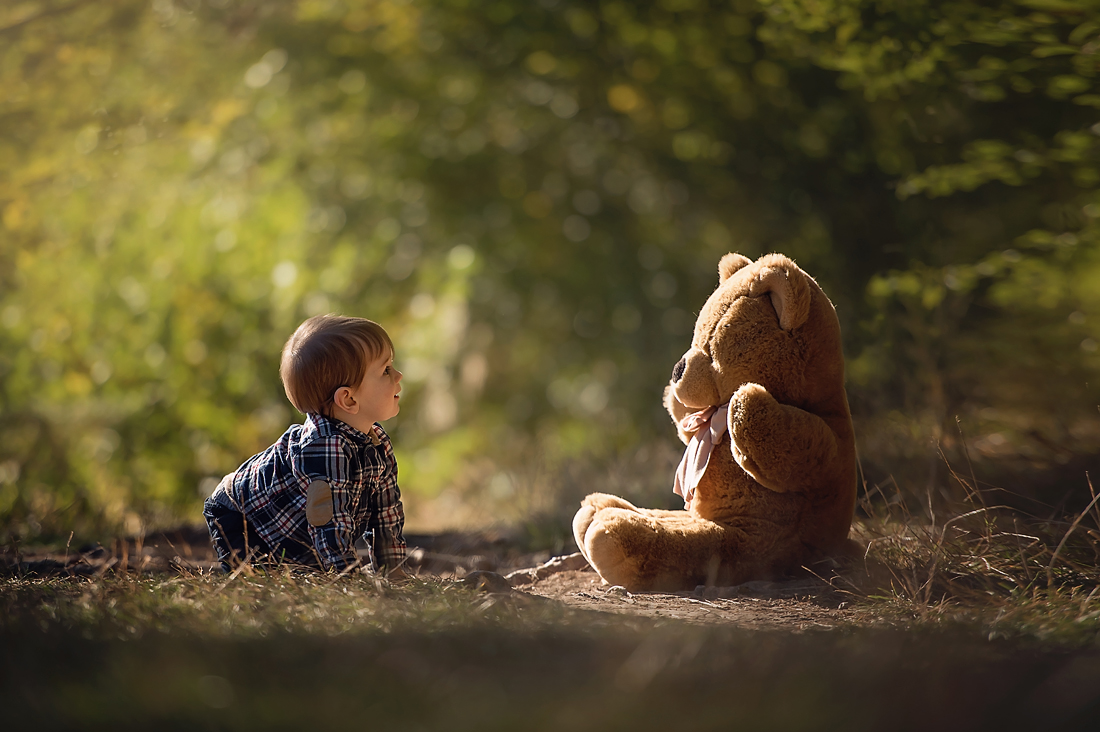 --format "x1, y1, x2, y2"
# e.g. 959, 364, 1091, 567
672, 358, 686, 383
670, 348, 721, 408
